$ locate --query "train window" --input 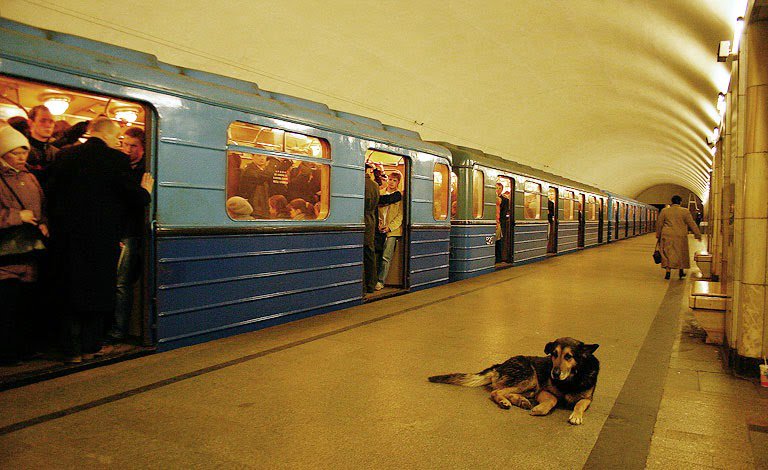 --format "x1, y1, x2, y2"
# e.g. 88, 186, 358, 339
227, 151, 329, 220
587, 196, 597, 221
227, 122, 329, 159
472, 169, 484, 219
450, 172, 458, 217
433, 163, 450, 220
563, 191, 575, 221
524, 181, 541, 220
